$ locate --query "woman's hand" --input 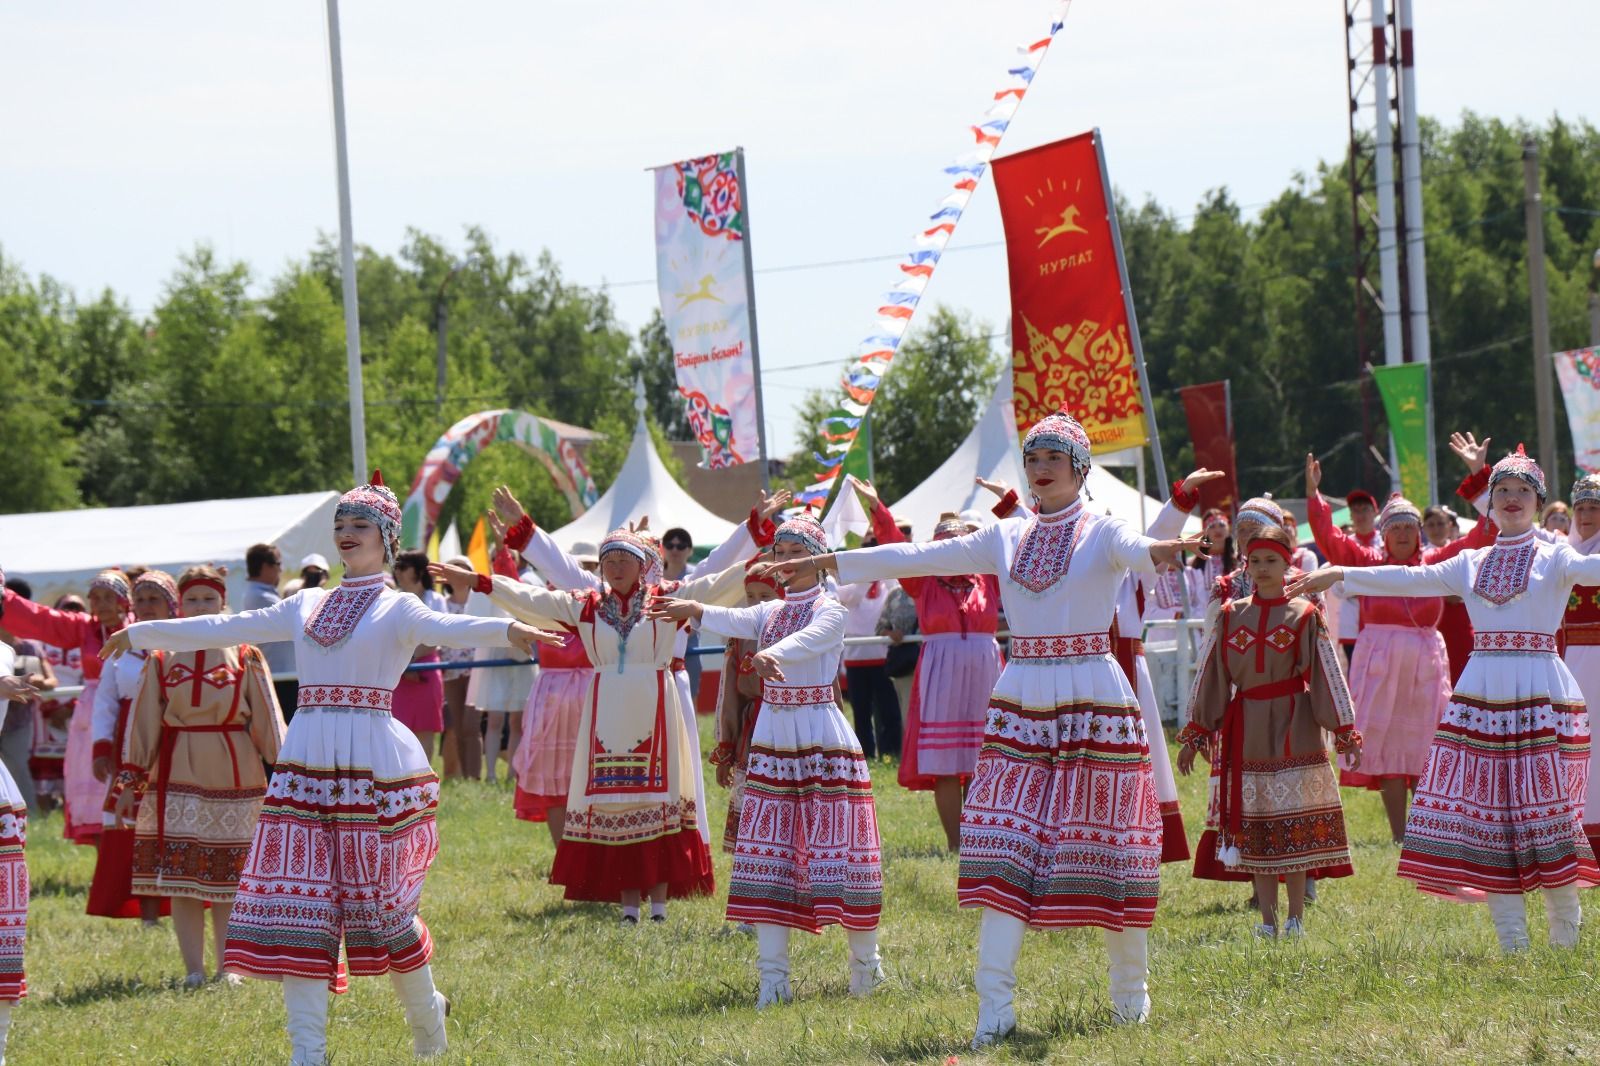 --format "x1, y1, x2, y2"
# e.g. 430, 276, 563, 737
645, 597, 703, 624
0, 675, 40, 703
99, 629, 133, 661
749, 556, 830, 586
1179, 469, 1226, 496
1449, 431, 1491, 472
486, 509, 508, 544
750, 651, 785, 683
1150, 536, 1207, 570
112, 787, 136, 829
428, 561, 479, 590
852, 478, 881, 510
975, 476, 1012, 500
92, 756, 114, 784
506, 623, 565, 657
756, 488, 792, 522
491, 485, 527, 526
1176, 744, 1197, 776
1305, 453, 1322, 495
1284, 568, 1344, 599
715, 761, 734, 789
1344, 745, 1363, 771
